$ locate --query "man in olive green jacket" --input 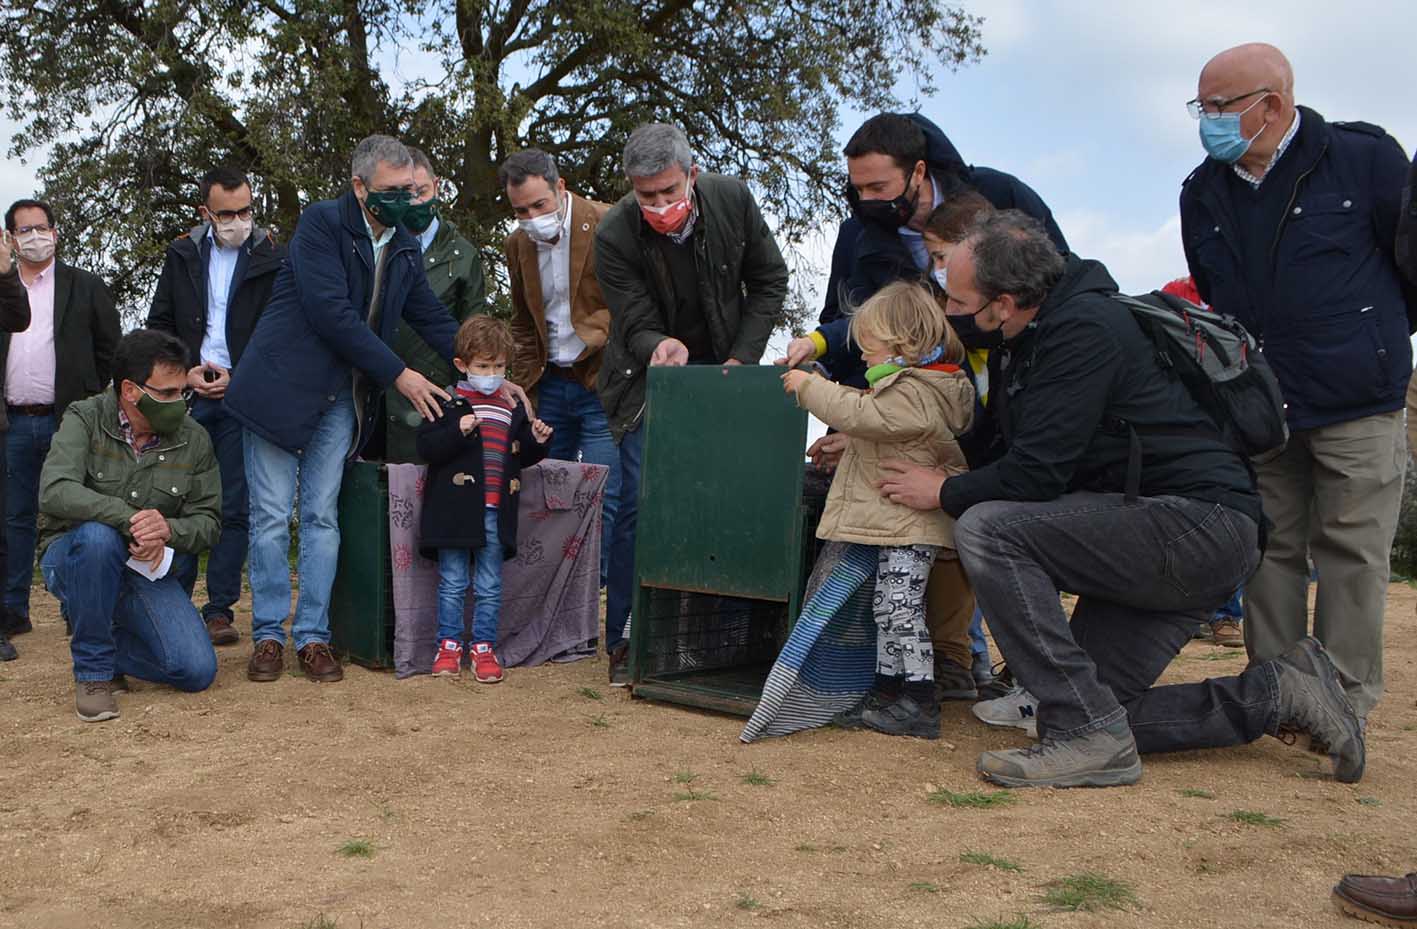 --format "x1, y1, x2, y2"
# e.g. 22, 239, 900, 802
593, 122, 788, 682
383, 147, 488, 462
39, 329, 221, 722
